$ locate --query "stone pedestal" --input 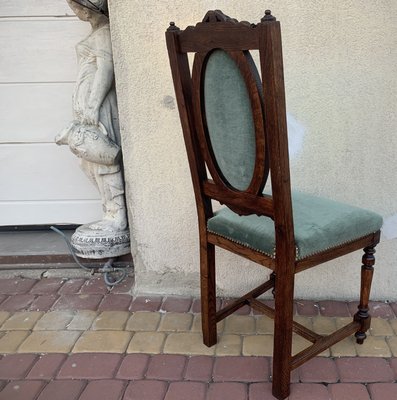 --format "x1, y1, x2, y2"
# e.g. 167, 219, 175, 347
71, 223, 130, 259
